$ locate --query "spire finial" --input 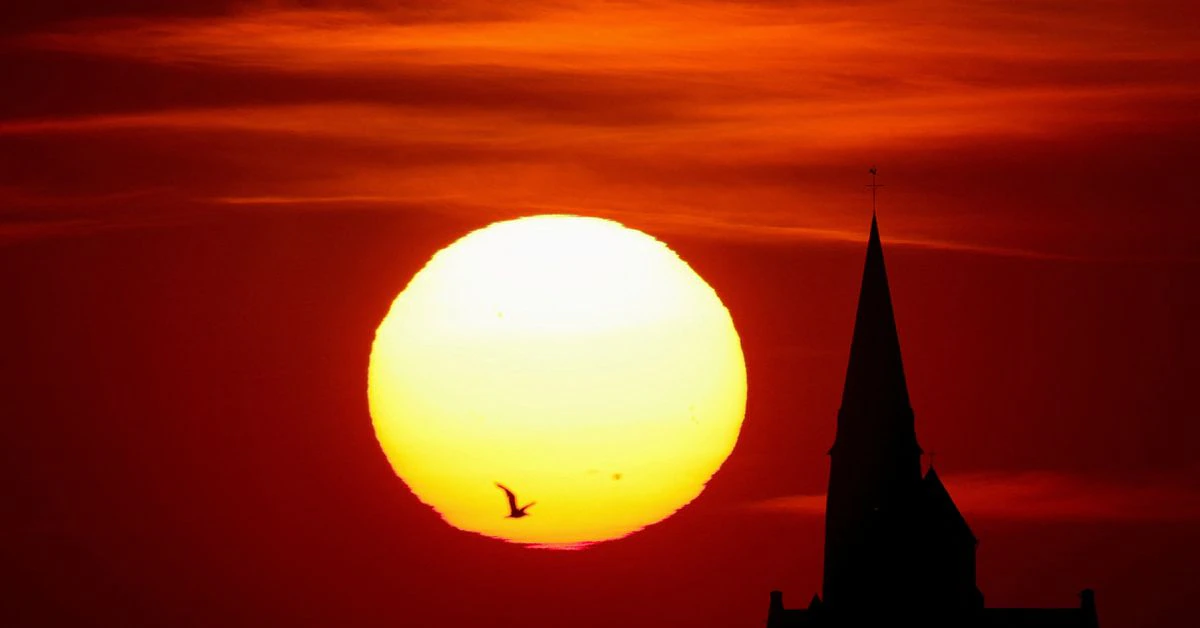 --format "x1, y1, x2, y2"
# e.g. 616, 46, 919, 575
867, 167, 882, 216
